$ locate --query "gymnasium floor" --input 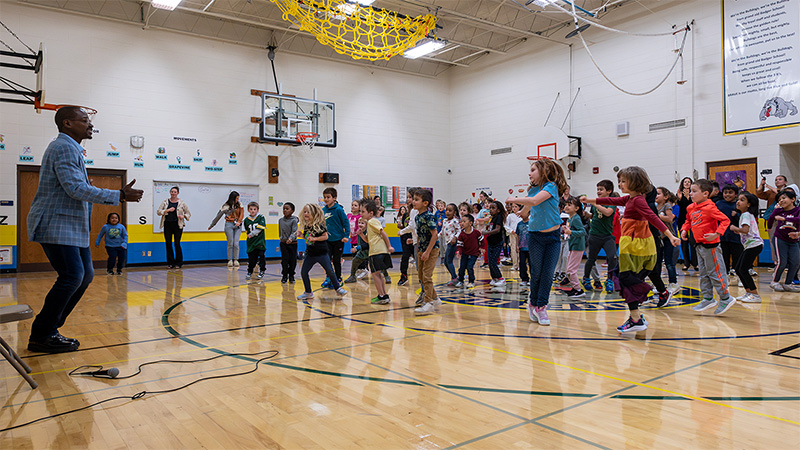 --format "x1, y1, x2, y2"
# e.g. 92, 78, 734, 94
1, 257, 799, 449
